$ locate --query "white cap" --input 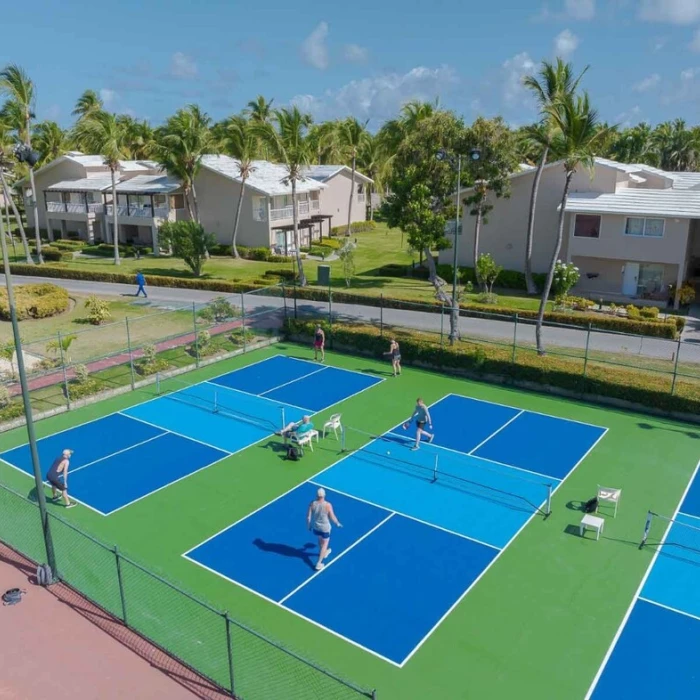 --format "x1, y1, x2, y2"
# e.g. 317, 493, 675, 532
62, 449, 73, 457
317, 487, 326, 498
